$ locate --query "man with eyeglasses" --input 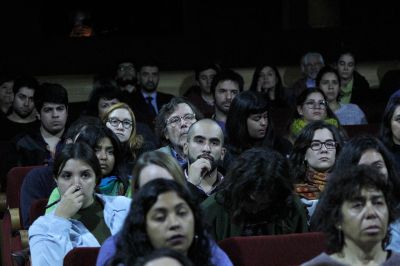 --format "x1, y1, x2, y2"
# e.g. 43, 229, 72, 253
155, 97, 204, 168
292, 52, 325, 99
115, 60, 138, 94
